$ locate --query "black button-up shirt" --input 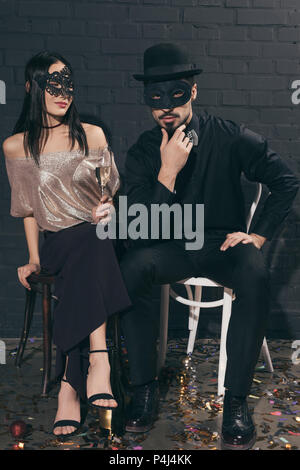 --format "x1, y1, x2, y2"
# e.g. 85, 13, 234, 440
124, 111, 299, 247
